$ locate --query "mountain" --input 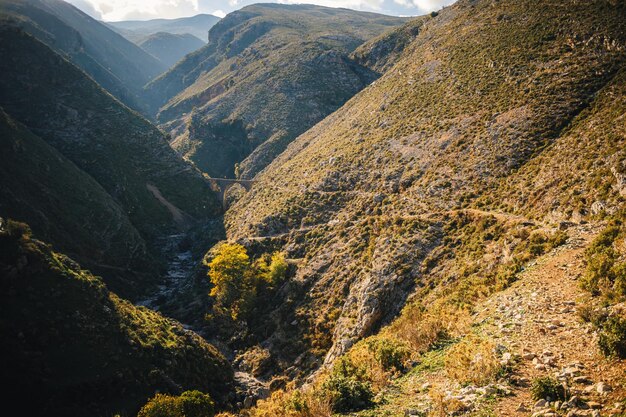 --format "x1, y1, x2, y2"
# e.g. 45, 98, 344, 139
108, 13, 220, 44
0, 26, 221, 298
0, 0, 166, 113
0, 220, 233, 417
145, 4, 408, 179
139, 31, 205, 68
222, 0, 626, 384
